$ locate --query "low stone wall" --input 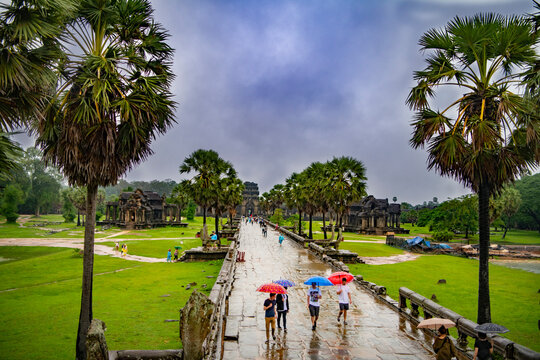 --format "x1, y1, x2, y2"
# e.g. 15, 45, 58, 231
201, 235, 240, 359
180, 247, 229, 262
